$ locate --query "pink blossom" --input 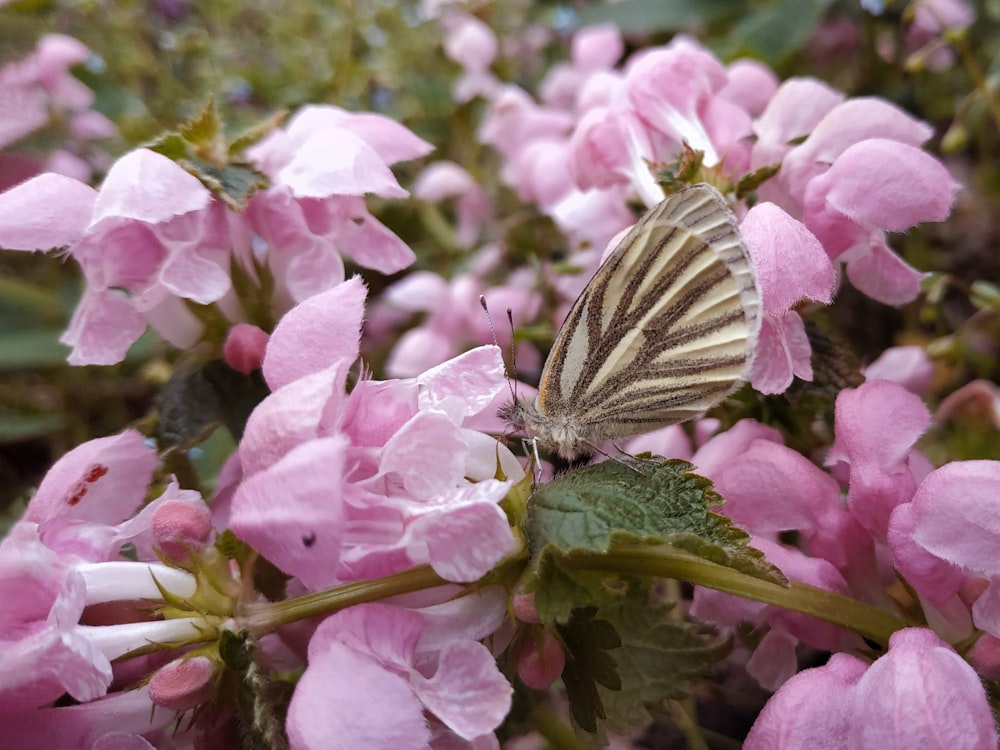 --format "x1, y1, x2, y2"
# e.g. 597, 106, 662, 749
802, 138, 958, 305
906, 0, 974, 71
246, 105, 432, 301
747, 629, 996, 749
230, 281, 520, 589
286, 602, 512, 750
889, 461, 1000, 634
741, 201, 836, 394
0, 149, 230, 364
826, 381, 931, 540
441, 13, 501, 102
412, 161, 490, 246
850, 628, 996, 748
863, 345, 935, 394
